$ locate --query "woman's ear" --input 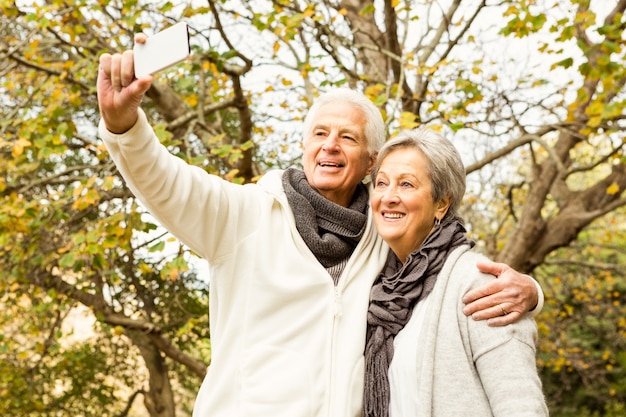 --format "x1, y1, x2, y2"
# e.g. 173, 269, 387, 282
435, 196, 452, 220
